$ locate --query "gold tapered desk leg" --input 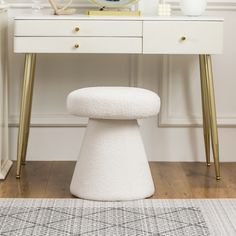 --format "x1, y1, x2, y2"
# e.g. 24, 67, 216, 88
199, 55, 211, 167
16, 53, 36, 179
205, 55, 221, 180
200, 54, 221, 180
